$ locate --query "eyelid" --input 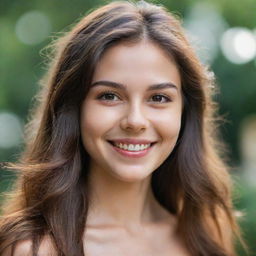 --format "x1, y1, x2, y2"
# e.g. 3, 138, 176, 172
149, 93, 172, 103
96, 90, 121, 101
96, 90, 172, 103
